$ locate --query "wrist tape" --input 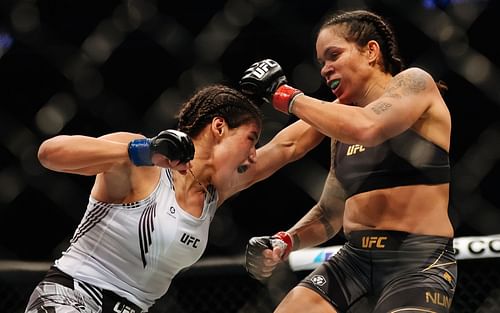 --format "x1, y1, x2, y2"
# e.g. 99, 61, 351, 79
273, 231, 293, 258
272, 84, 304, 114
128, 138, 153, 166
